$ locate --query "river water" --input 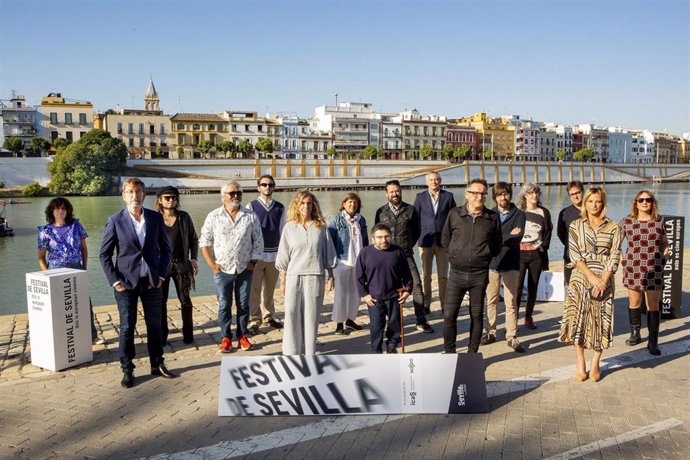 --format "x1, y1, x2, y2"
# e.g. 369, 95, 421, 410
1, 183, 688, 315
